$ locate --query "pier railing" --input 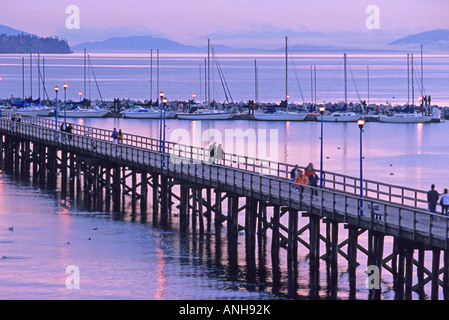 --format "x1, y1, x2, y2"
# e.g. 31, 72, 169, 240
1, 114, 448, 249
0, 111, 429, 211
